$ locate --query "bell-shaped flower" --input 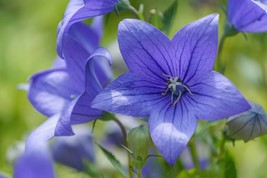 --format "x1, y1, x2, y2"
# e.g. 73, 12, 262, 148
26, 21, 112, 150
57, 0, 119, 58
92, 14, 250, 165
227, 0, 267, 33
226, 102, 267, 142
14, 144, 55, 178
